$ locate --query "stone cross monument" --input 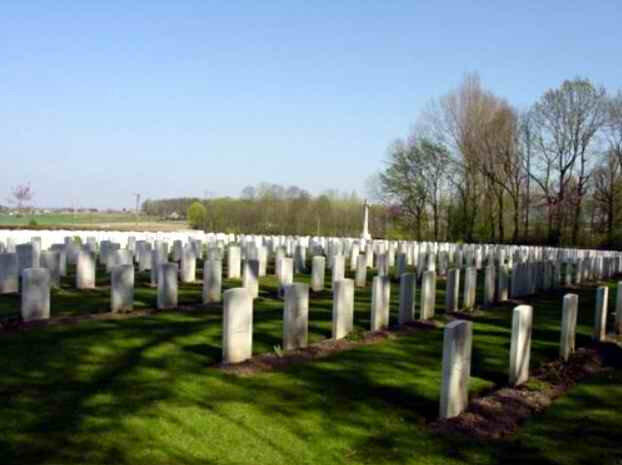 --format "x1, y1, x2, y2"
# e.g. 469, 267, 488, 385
361, 200, 372, 241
